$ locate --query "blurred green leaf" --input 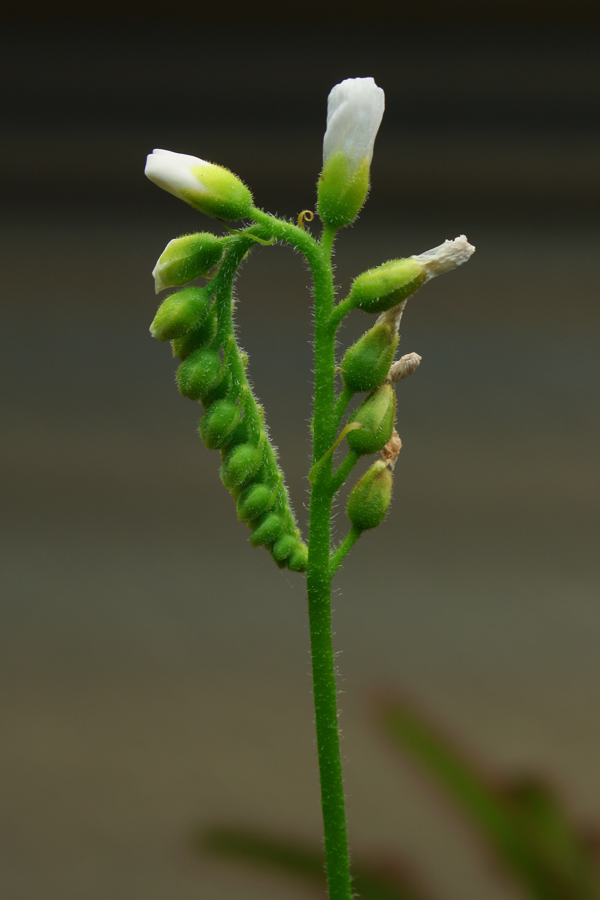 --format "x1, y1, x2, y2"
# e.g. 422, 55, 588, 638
201, 825, 438, 900
378, 698, 598, 900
